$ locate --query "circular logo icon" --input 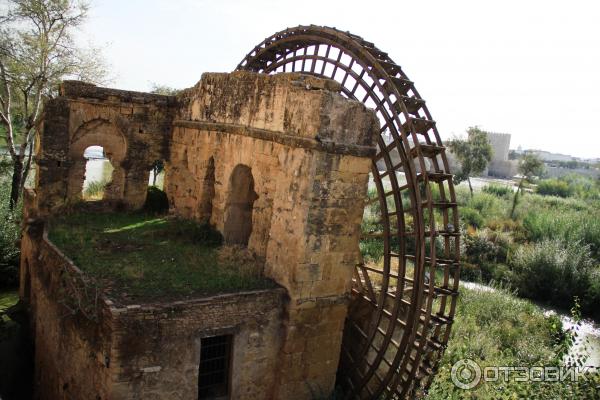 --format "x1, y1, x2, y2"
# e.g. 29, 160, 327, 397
451, 359, 481, 390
